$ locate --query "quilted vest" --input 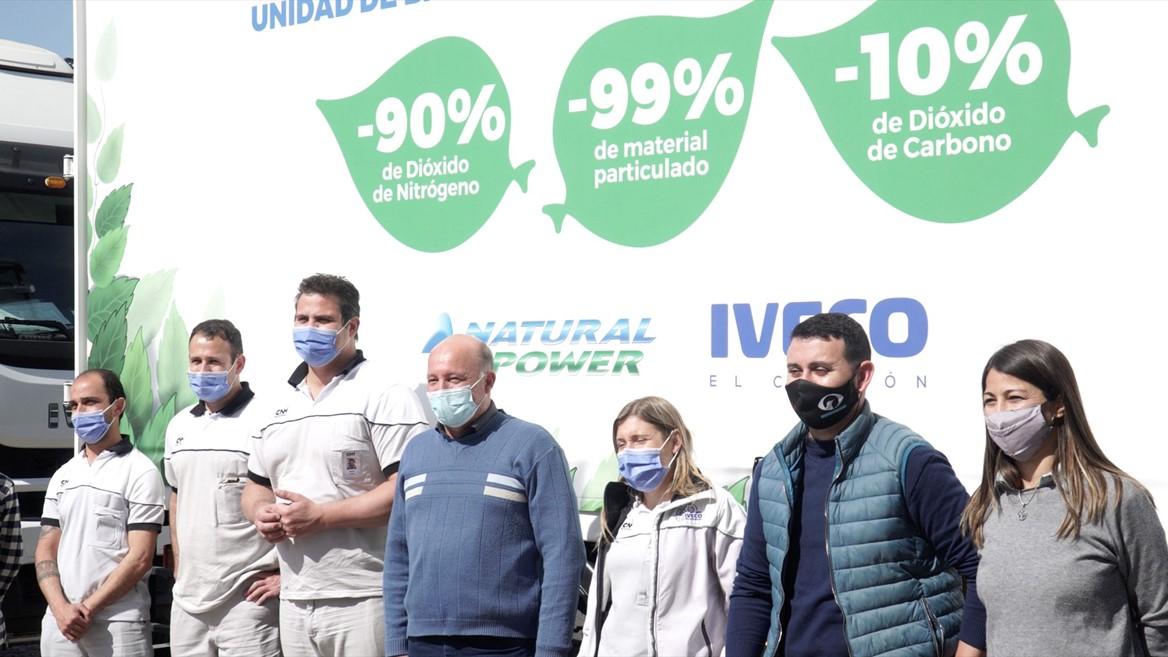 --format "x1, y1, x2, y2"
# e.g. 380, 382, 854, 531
755, 402, 963, 657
